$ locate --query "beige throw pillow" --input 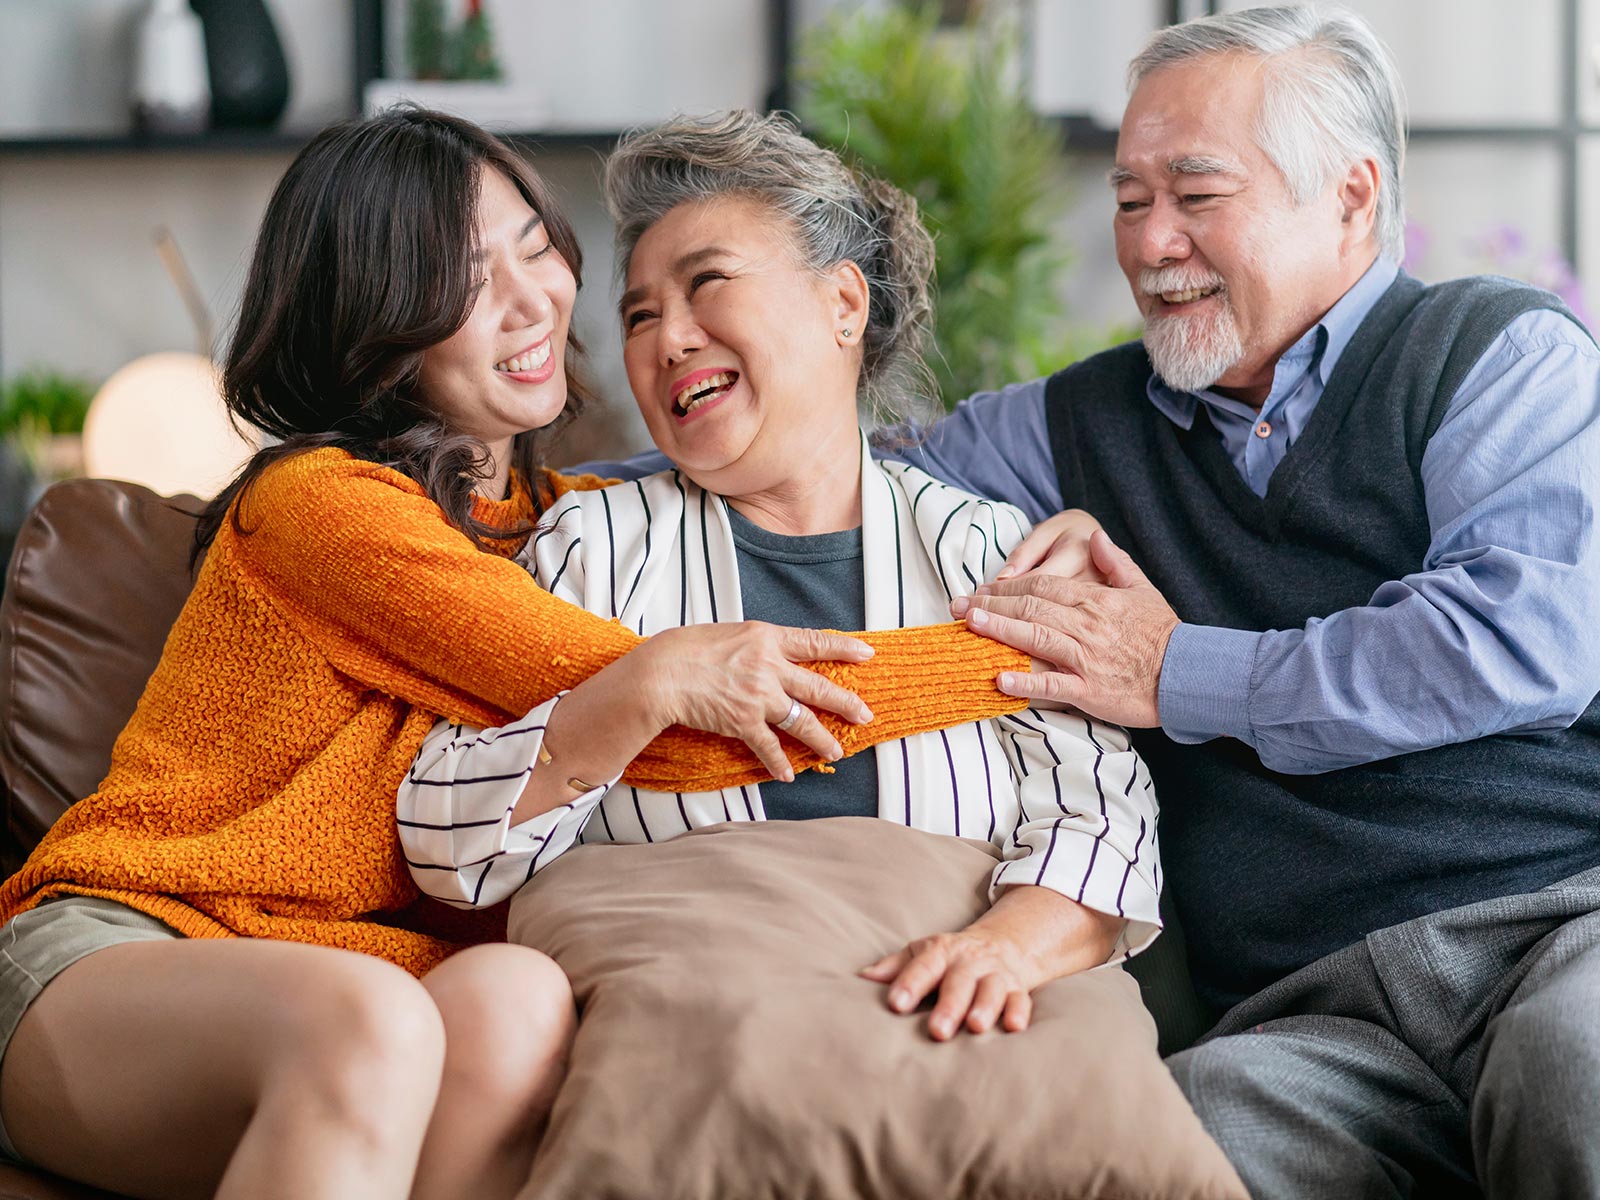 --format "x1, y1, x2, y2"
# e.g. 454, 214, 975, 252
508, 817, 1246, 1200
